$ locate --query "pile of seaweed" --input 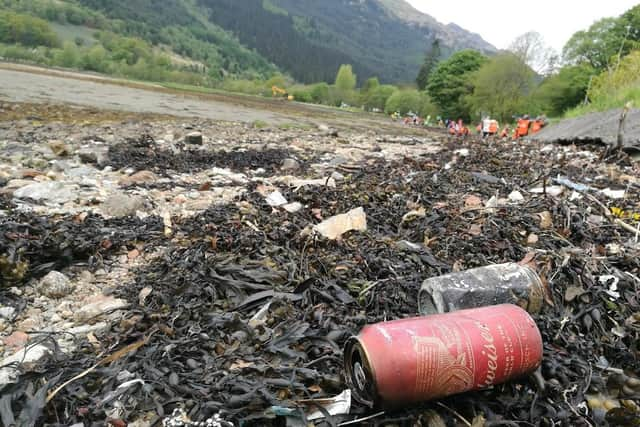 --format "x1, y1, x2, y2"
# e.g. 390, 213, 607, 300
107, 134, 309, 177
3, 138, 640, 426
